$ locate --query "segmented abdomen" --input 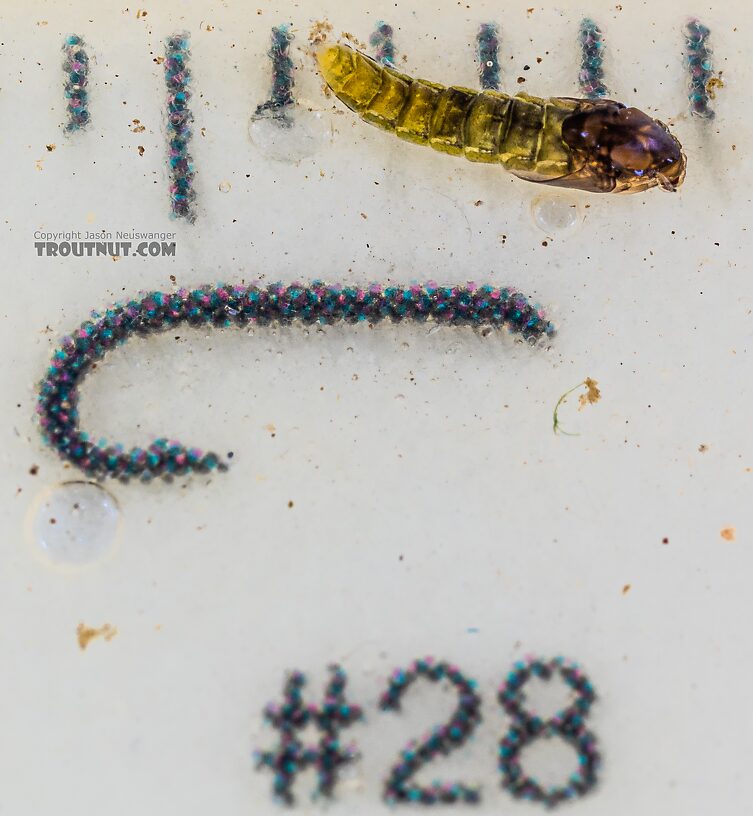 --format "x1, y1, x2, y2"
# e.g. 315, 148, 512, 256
318, 43, 576, 178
